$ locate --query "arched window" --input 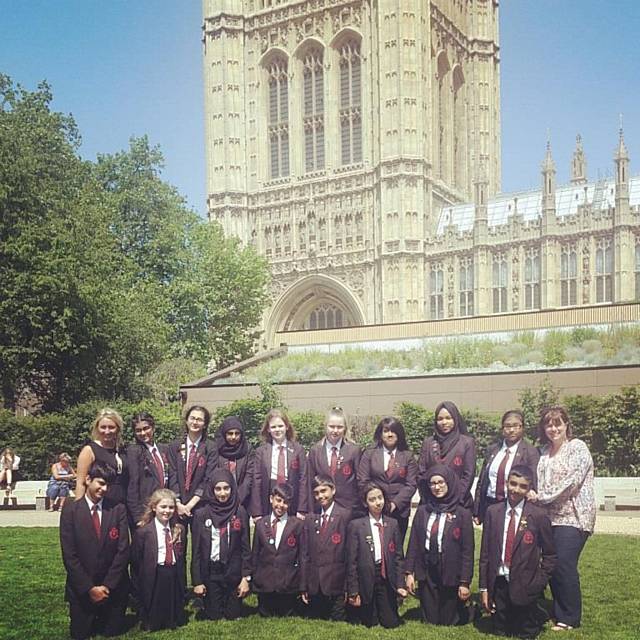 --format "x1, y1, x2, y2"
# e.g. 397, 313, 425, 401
267, 57, 289, 178
561, 243, 577, 306
524, 247, 541, 310
430, 262, 444, 319
459, 255, 474, 316
339, 39, 362, 165
305, 303, 351, 330
302, 48, 325, 172
492, 252, 508, 313
595, 237, 613, 302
